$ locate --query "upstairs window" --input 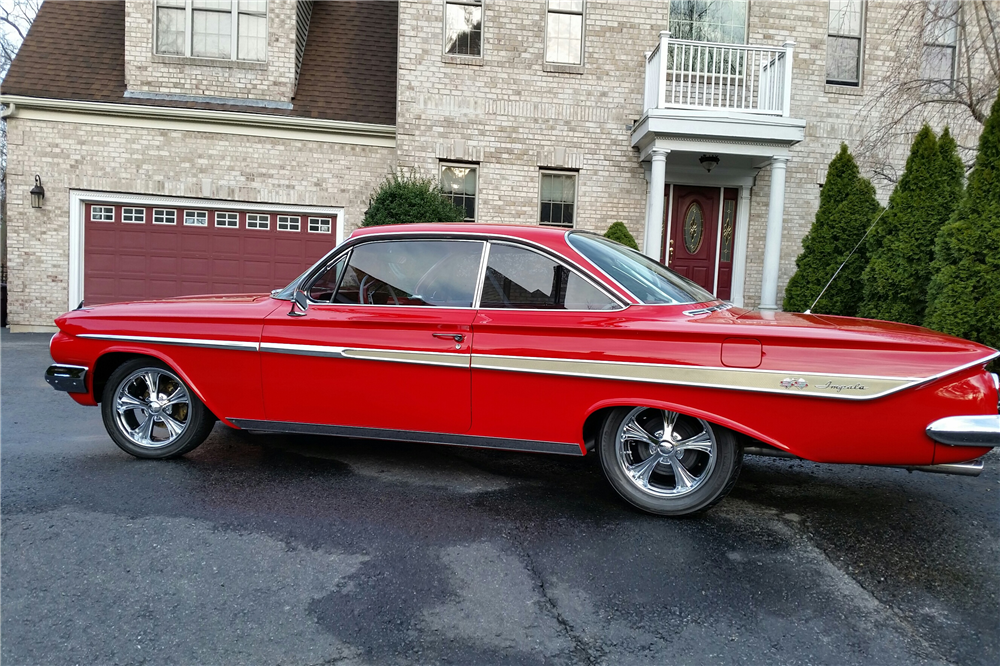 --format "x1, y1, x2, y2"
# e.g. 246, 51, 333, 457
668, 0, 747, 44
441, 164, 478, 222
922, 0, 959, 90
545, 0, 584, 65
155, 0, 267, 62
444, 0, 483, 57
539, 171, 577, 228
827, 0, 865, 86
